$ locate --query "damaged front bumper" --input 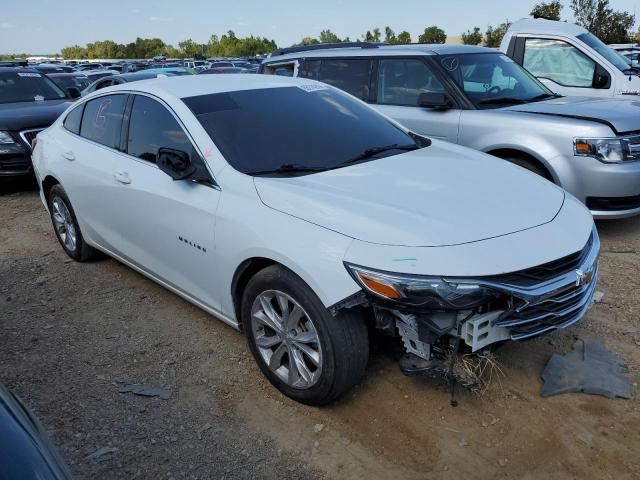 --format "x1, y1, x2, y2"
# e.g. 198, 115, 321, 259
340, 227, 600, 361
